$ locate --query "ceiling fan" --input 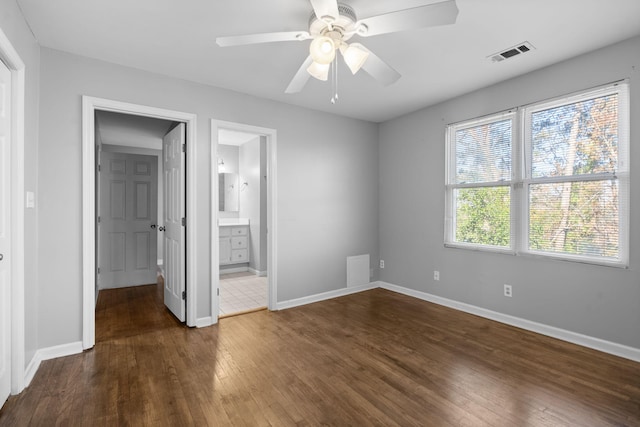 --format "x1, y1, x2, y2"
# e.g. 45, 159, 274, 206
216, 0, 458, 97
